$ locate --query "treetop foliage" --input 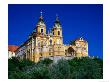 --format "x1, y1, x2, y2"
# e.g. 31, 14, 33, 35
8, 57, 103, 79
